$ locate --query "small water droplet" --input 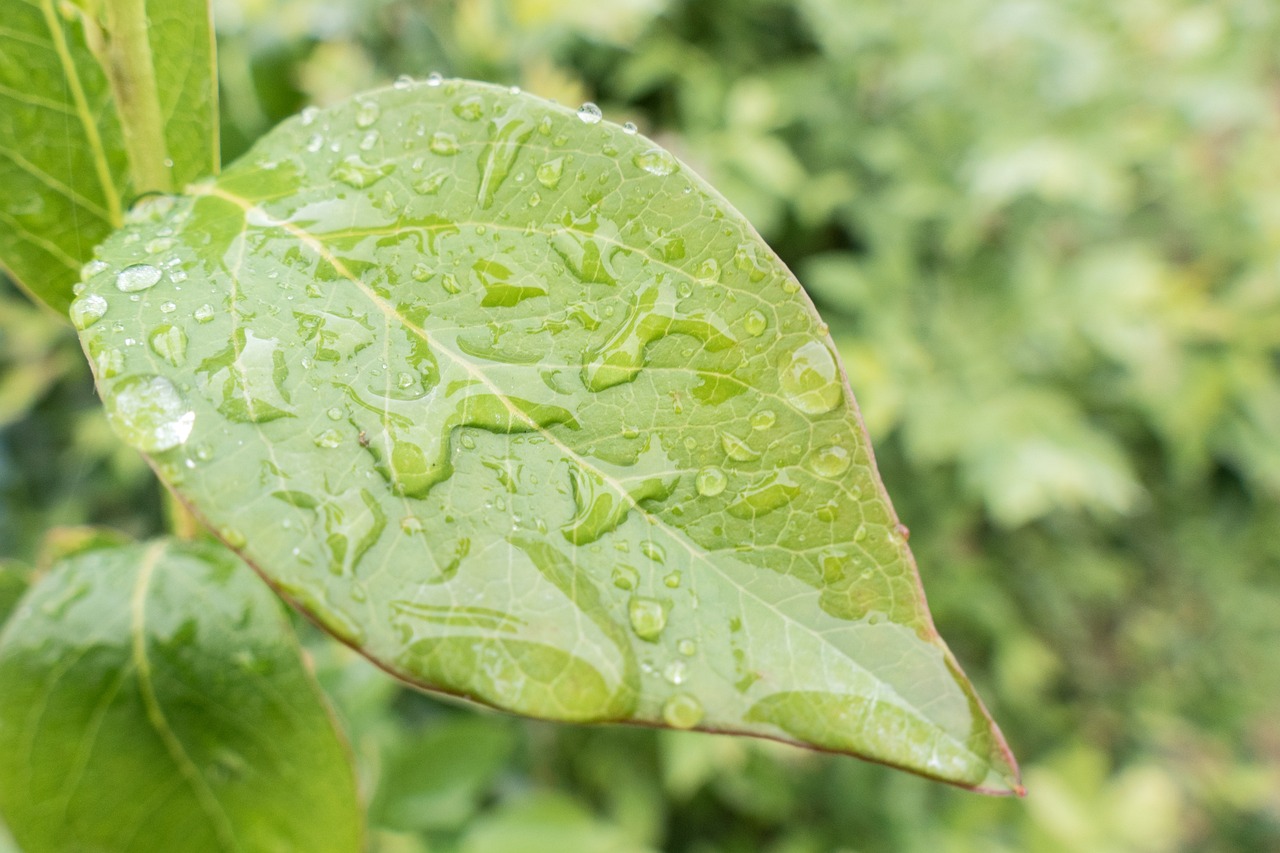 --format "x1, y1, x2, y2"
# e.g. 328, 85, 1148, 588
612, 564, 639, 591
412, 262, 431, 282
854, 524, 868, 542
780, 341, 843, 415
536, 157, 565, 189
194, 304, 215, 323
145, 236, 174, 254
115, 263, 162, 292
330, 155, 394, 188
663, 571, 681, 588
452, 95, 484, 121
314, 429, 343, 448
811, 444, 851, 477
426, 71, 444, 86
429, 132, 460, 155
354, 99, 380, 128
663, 660, 688, 685
628, 596, 667, 641
300, 106, 319, 126
400, 516, 426, 534
622, 121, 637, 134
633, 148, 677, 176
394, 74, 414, 90
70, 293, 108, 329
750, 410, 776, 431
677, 638, 697, 656
695, 467, 727, 497
721, 433, 759, 463
442, 273, 462, 294
413, 169, 449, 194
577, 102, 603, 124
743, 309, 768, 337
148, 324, 188, 366
106, 374, 195, 452
662, 693, 704, 729
359, 130, 379, 151
641, 542, 666, 564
